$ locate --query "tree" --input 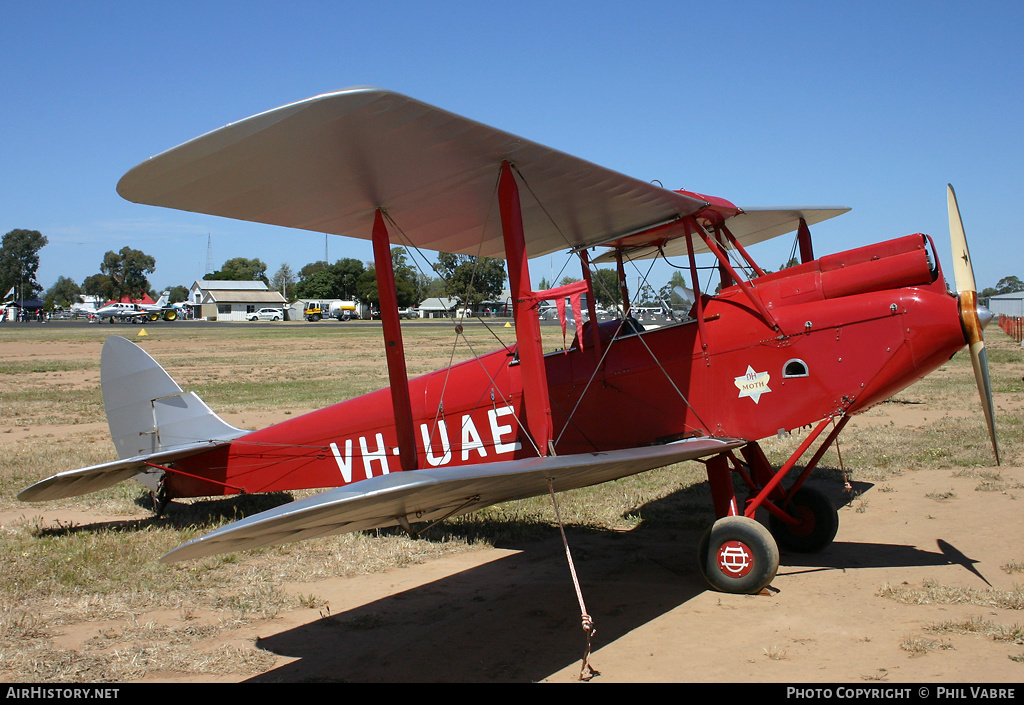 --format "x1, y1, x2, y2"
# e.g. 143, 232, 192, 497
43, 276, 81, 309
0, 229, 49, 300
166, 285, 190, 304
388, 248, 423, 307
981, 276, 1024, 300
206, 257, 268, 284
347, 249, 423, 308
82, 273, 114, 301
293, 257, 366, 300
589, 268, 621, 310
657, 271, 696, 312
100, 246, 156, 302
270, 263, 296, 299
433, 253, 506, 307
994, 276, 1024, 294
297, 260, 328, 281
